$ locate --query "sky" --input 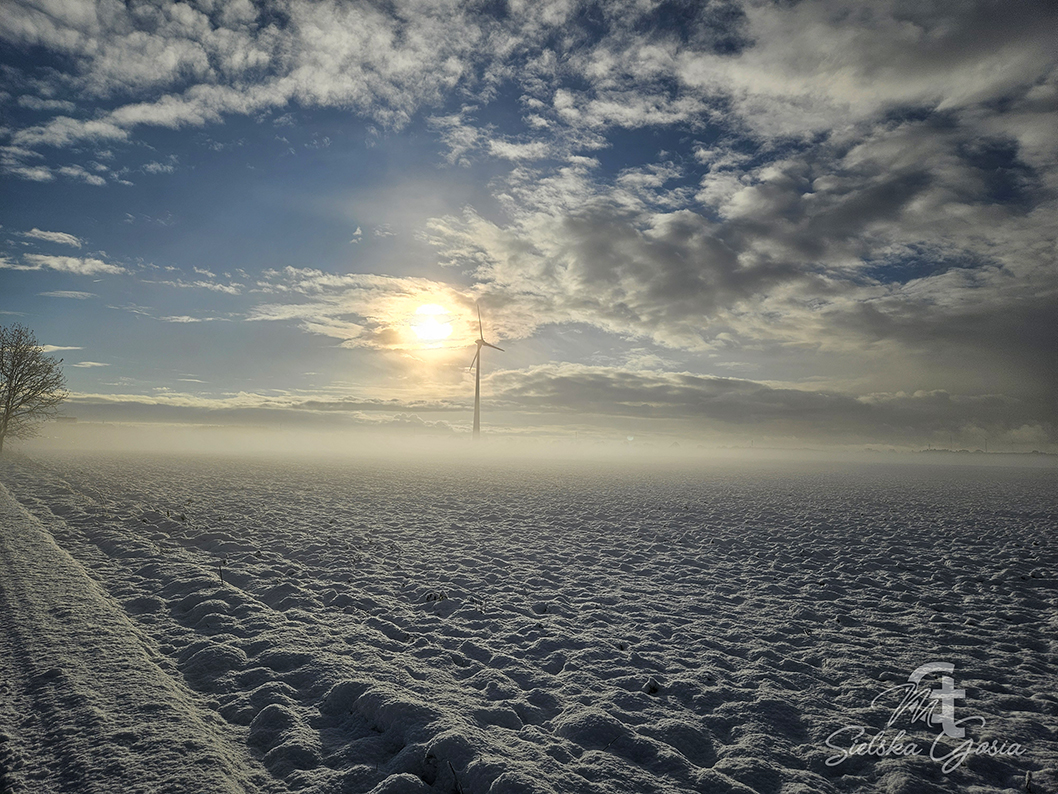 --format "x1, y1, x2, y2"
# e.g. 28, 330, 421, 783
1, 0, 1056, 450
